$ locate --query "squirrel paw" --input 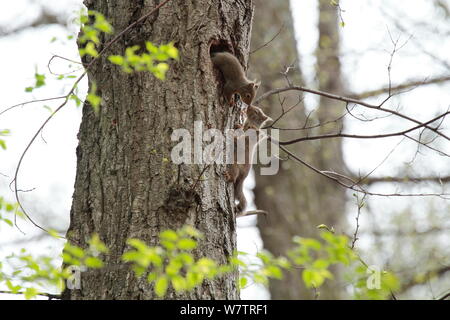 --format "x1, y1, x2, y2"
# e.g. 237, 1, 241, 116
228, 96, 236, 107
